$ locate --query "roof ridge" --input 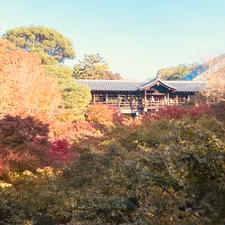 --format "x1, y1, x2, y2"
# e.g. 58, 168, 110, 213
76, 79, 205, 83
75, 79, 146, 82
165, 80, 206, 83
